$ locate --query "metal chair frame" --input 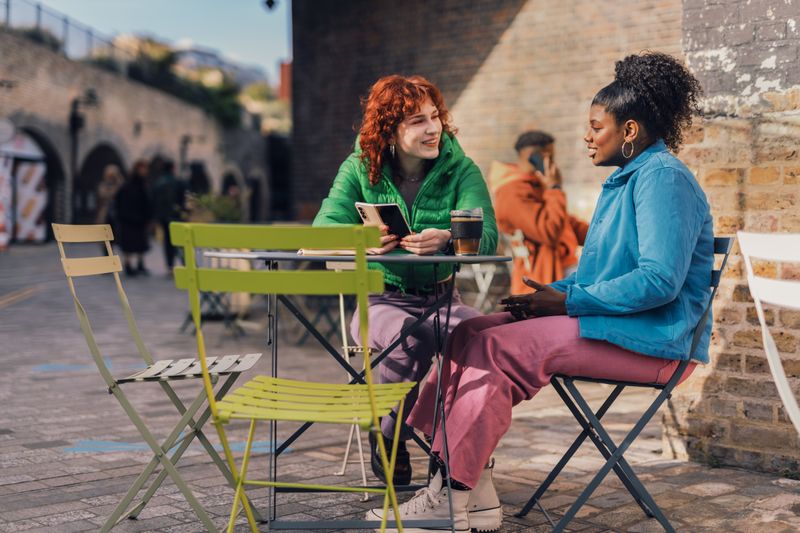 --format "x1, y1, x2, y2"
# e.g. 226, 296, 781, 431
516, 236, 733, 533
52, 223, 263, 532
171, 223, 443, 532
